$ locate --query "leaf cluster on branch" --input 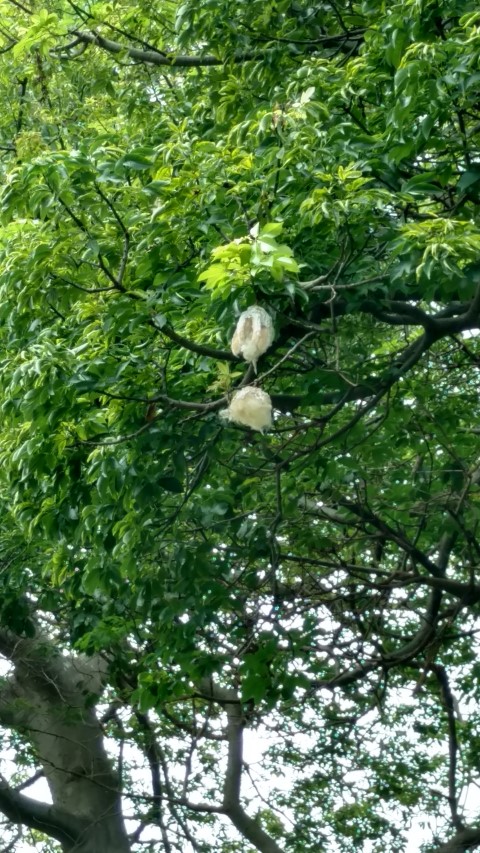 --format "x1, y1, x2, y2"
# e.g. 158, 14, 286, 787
0, 1, 478, 852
